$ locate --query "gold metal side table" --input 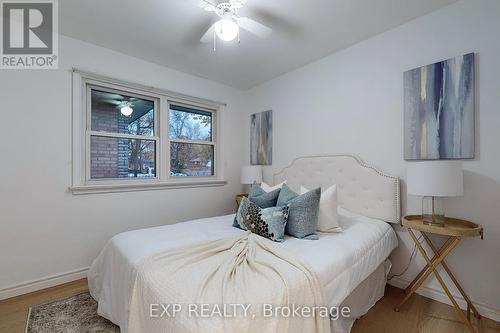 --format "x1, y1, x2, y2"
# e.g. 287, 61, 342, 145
235, 193, 248, 209
394, 215, 484, 333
